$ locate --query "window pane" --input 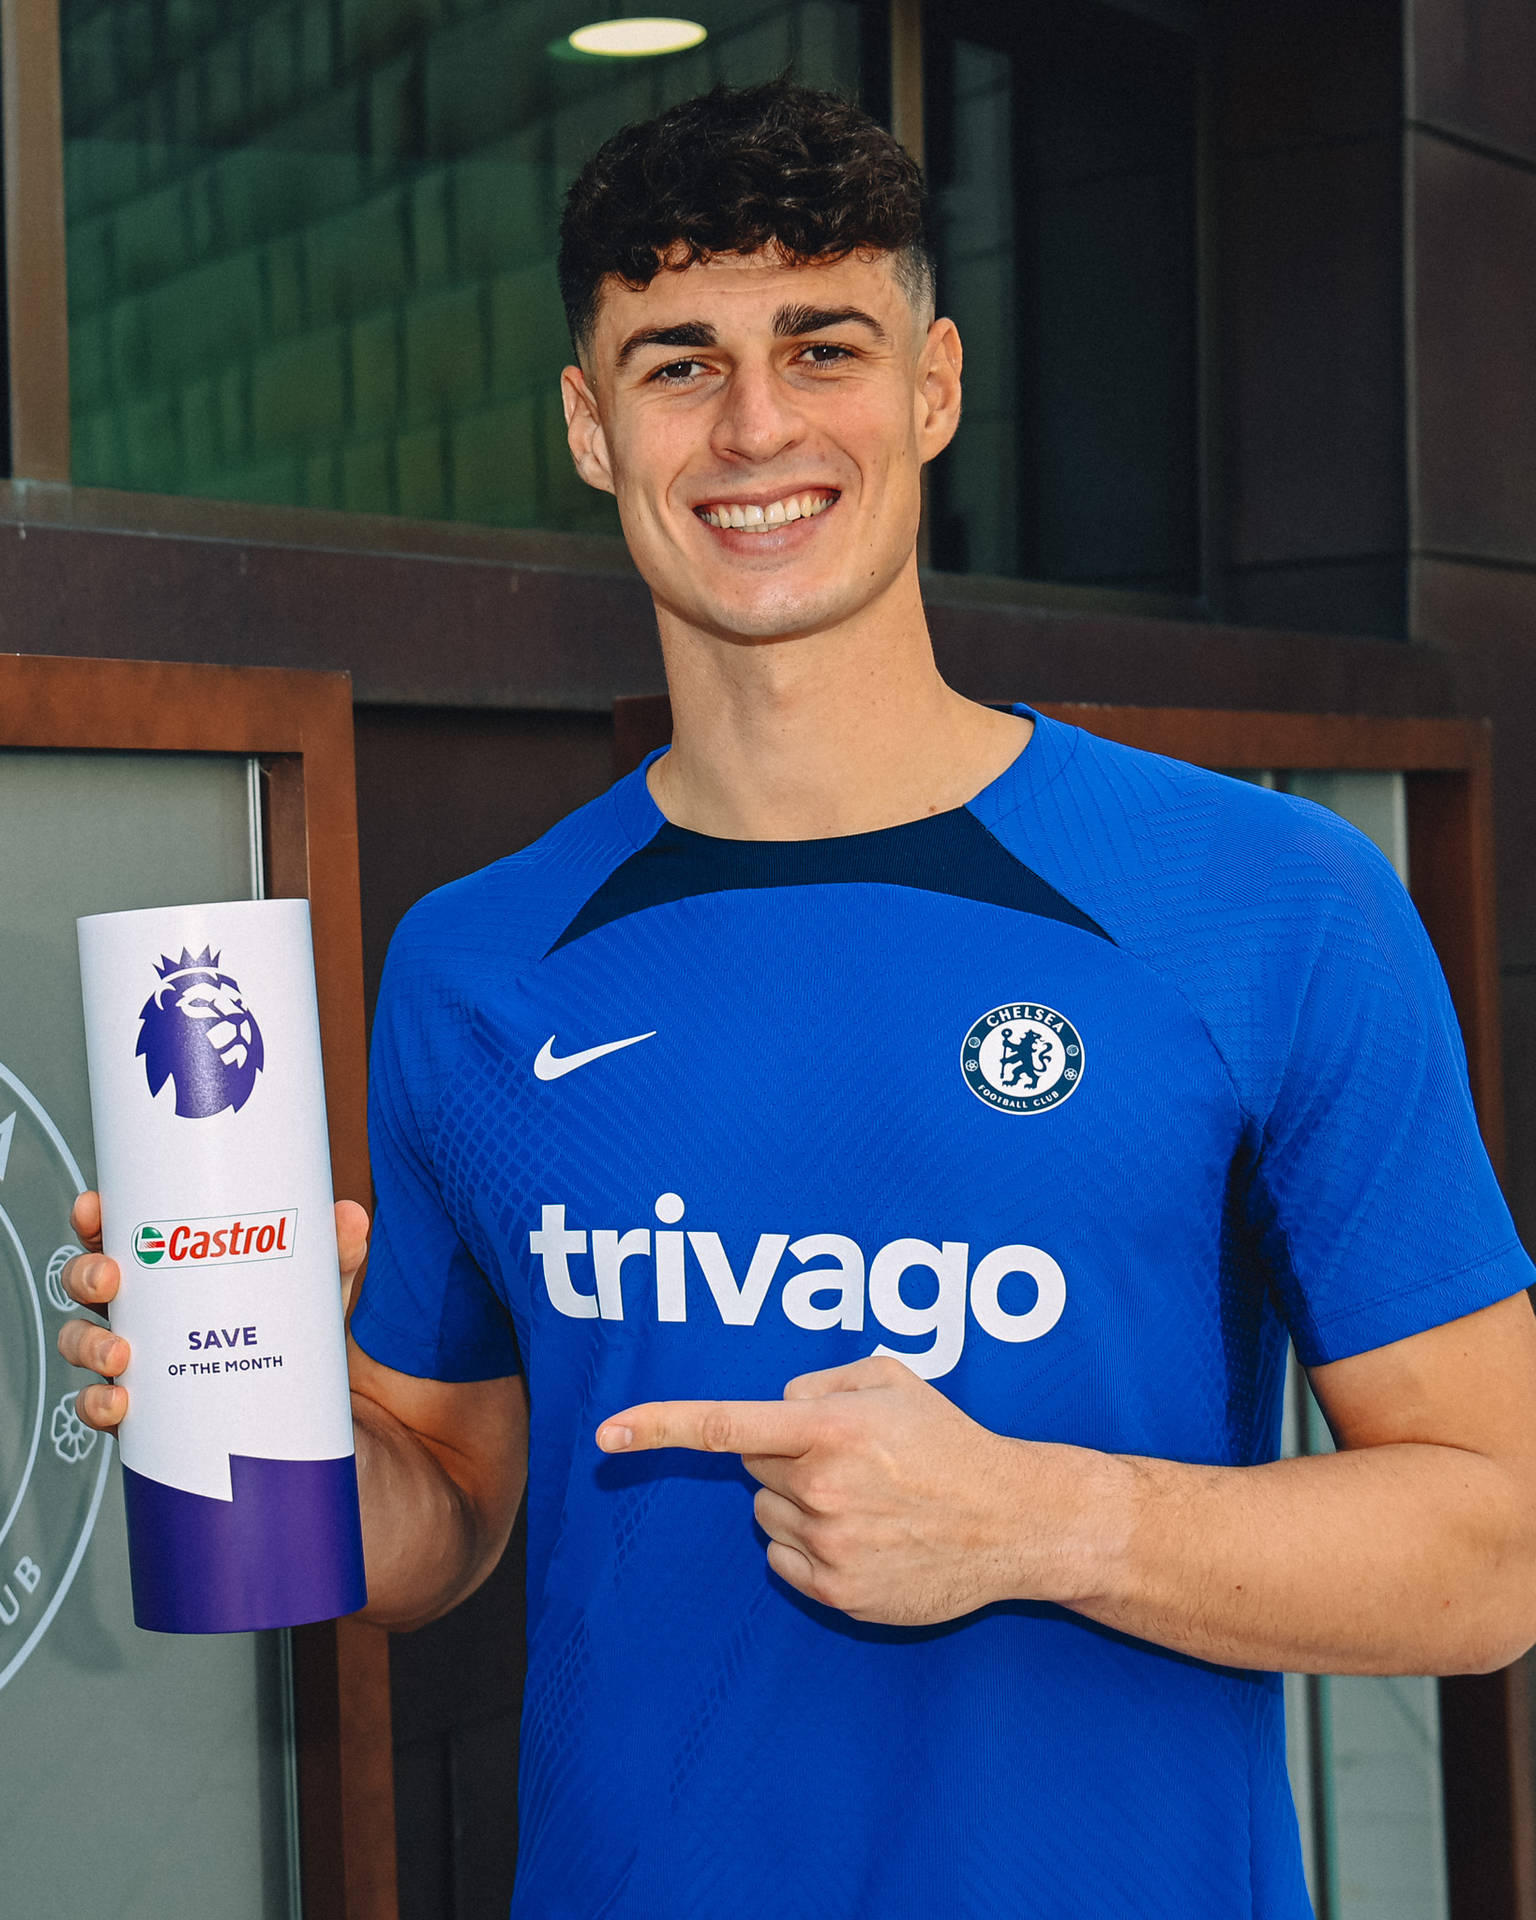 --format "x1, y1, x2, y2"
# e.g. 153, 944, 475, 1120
62, 0, 876, 530
924, 0, 1201, 591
